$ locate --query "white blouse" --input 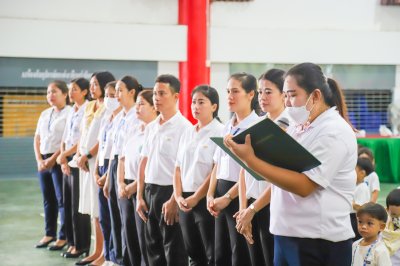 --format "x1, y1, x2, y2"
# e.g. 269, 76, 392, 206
62, 101, 88, 150
36, 105, 72, 154
176, 119, 224, 192
121, 123, 146, 180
